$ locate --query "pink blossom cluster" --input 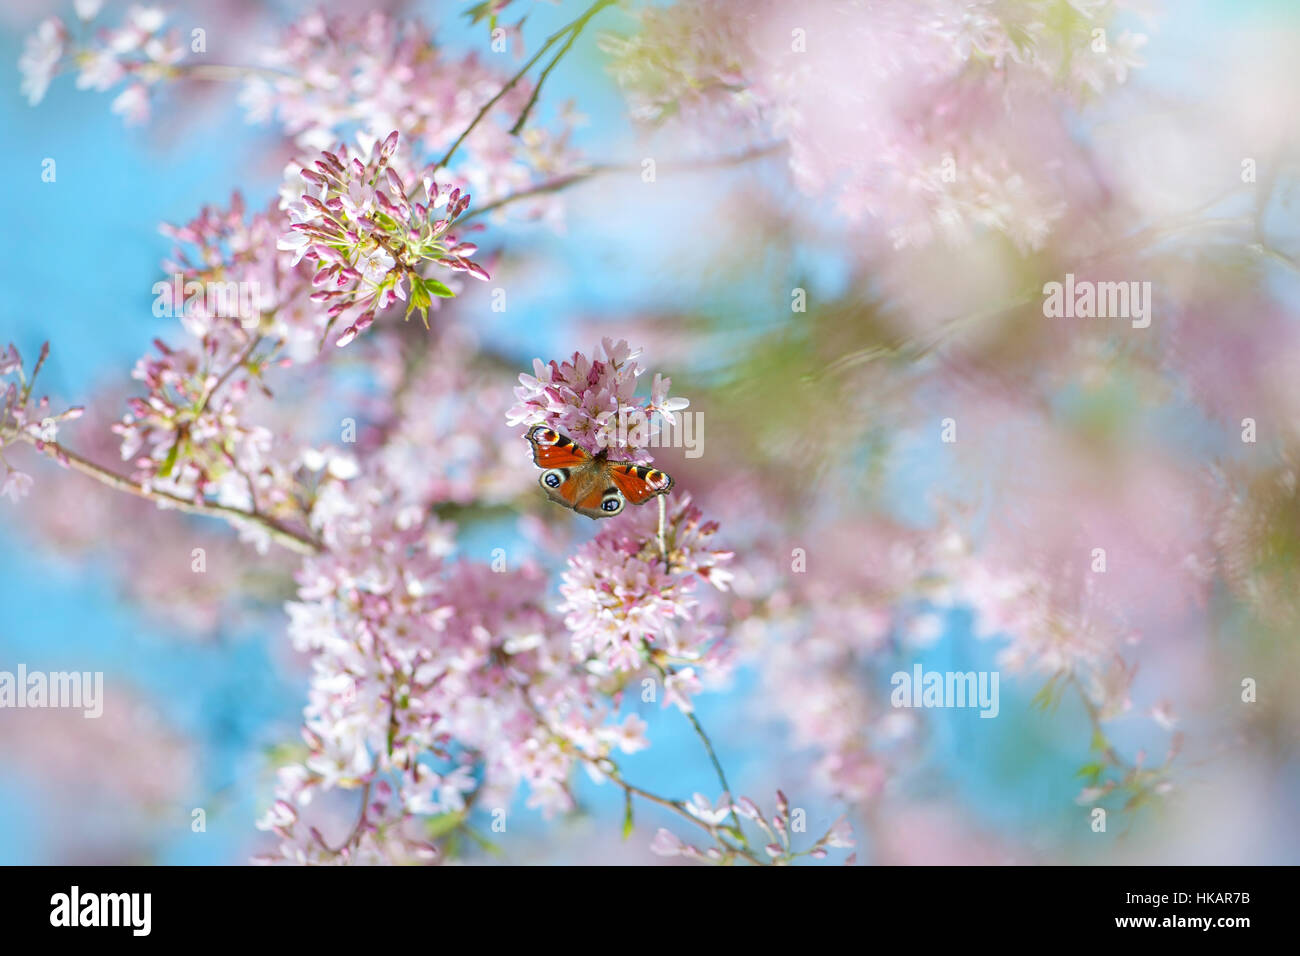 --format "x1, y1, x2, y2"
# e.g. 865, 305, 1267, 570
112, 326, 290, 523
21, 6, 584, 225
119, 195, 297, 510
279, 131, 488, 347
258, 470, 656, 862
722, 489, 1187, 806
0, 342, 83, 503
927, 392, 1217, 723
723, 514, 959, 803
239, 10, 584, 213
506, 337, 689, 461
158, 191, 330, 361
254, 335, 750, 863
117, 167, 473, 541
559, 496, 734, 711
